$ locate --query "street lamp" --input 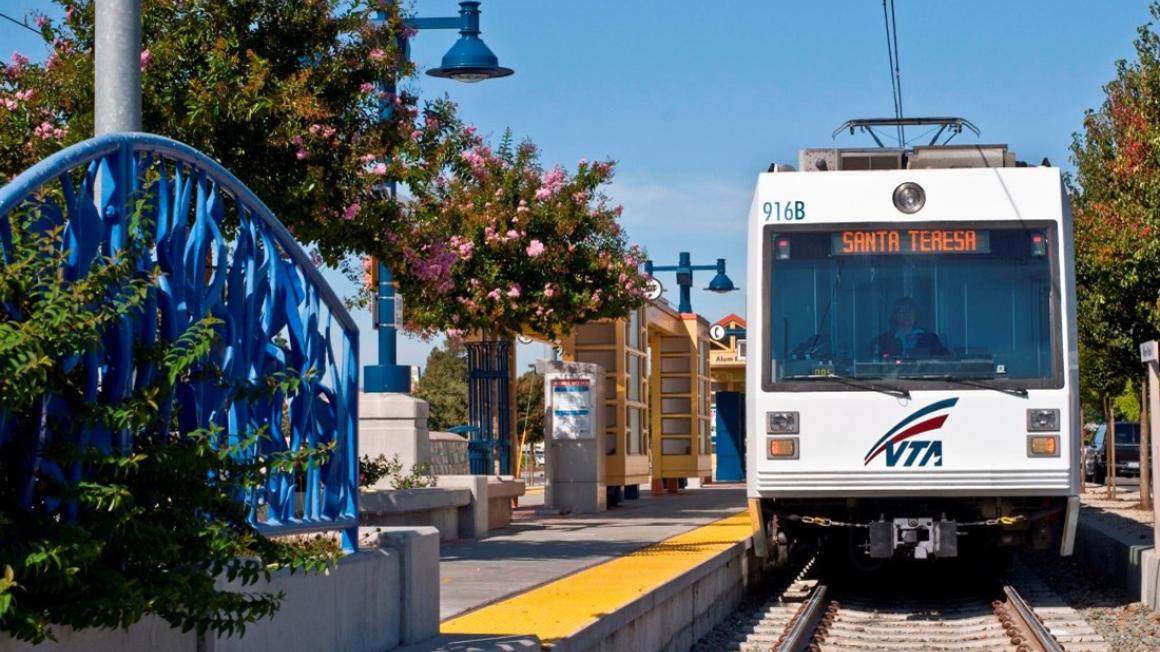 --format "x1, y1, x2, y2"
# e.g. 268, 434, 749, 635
644, 252, 737, 314
365, 1, 512, 394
